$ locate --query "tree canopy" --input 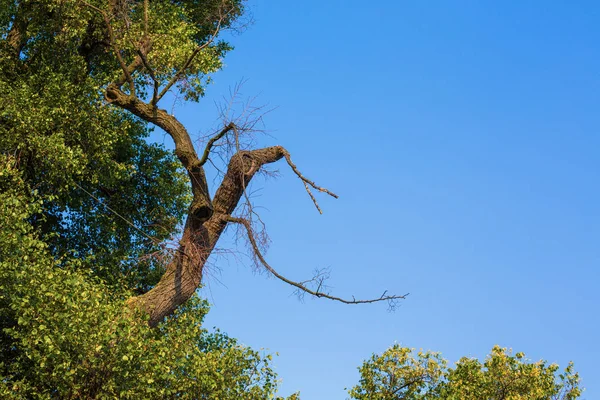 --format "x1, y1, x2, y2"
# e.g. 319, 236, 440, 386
349, 344, 582, 400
